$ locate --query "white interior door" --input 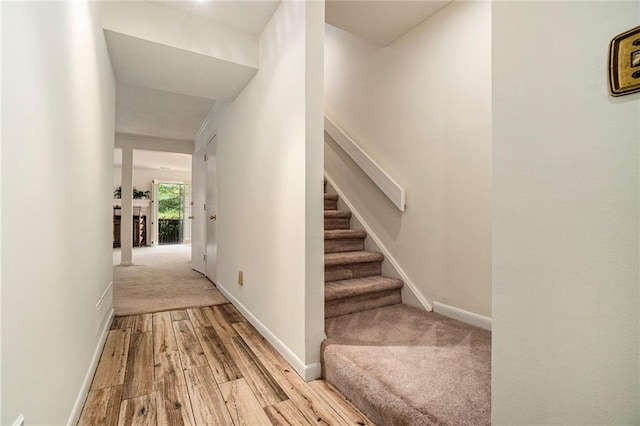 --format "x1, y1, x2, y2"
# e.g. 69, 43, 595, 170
191, 147, 206, 273
205, 139, 218, 283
